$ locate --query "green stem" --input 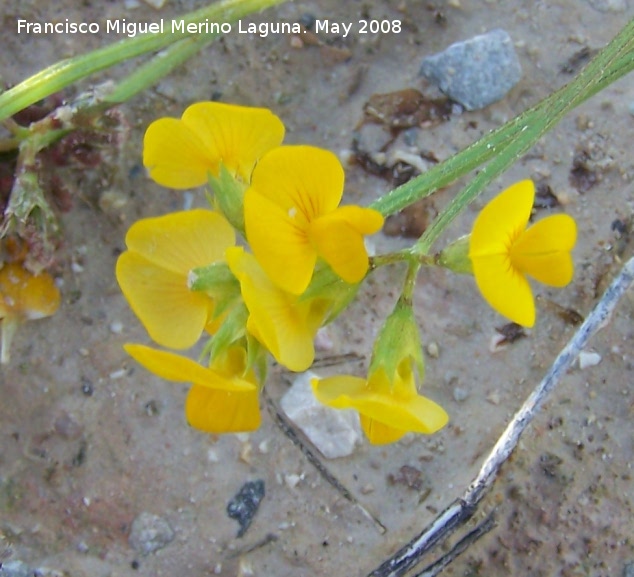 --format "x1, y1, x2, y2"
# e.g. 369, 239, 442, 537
369, 18, 634, 254
0, 0, 288, 122
400, 260, 421, 304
